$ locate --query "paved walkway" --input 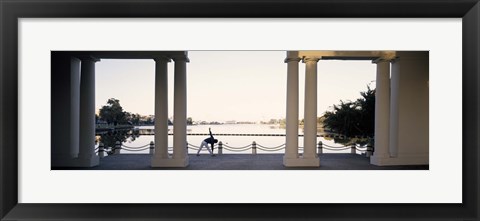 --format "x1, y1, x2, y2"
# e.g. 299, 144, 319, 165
55, 154, 428, 170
